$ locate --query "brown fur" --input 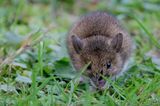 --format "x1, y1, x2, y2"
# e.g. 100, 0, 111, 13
67, 12, 132, 89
